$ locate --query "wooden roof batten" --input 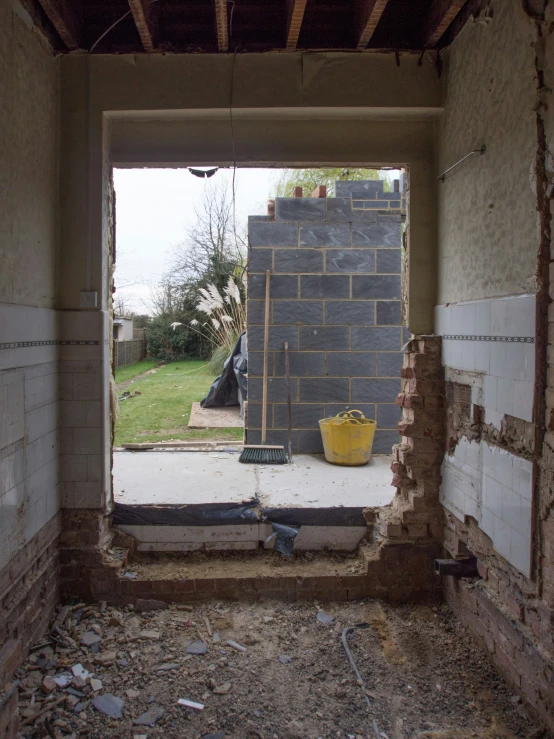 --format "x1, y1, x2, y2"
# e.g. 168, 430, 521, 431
286, 0, 308, 51
215, 0, 229, 52
424, 0, 467, 47
35, 0, 81, 50
355, 0, 390, 50
128, 0, 156, 52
